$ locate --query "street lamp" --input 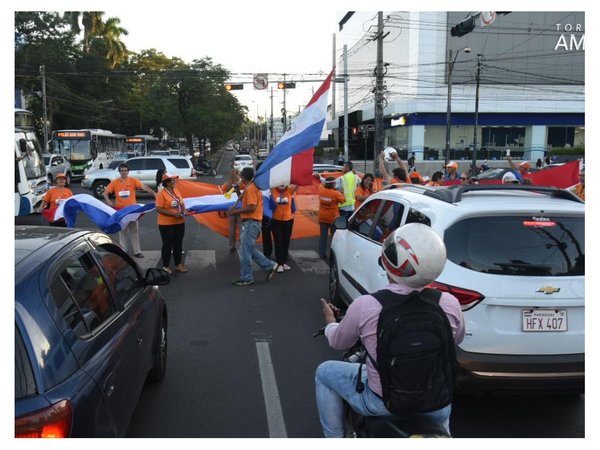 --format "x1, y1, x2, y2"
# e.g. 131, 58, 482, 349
471, 53, 482, 175
445, 46, 471, 168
